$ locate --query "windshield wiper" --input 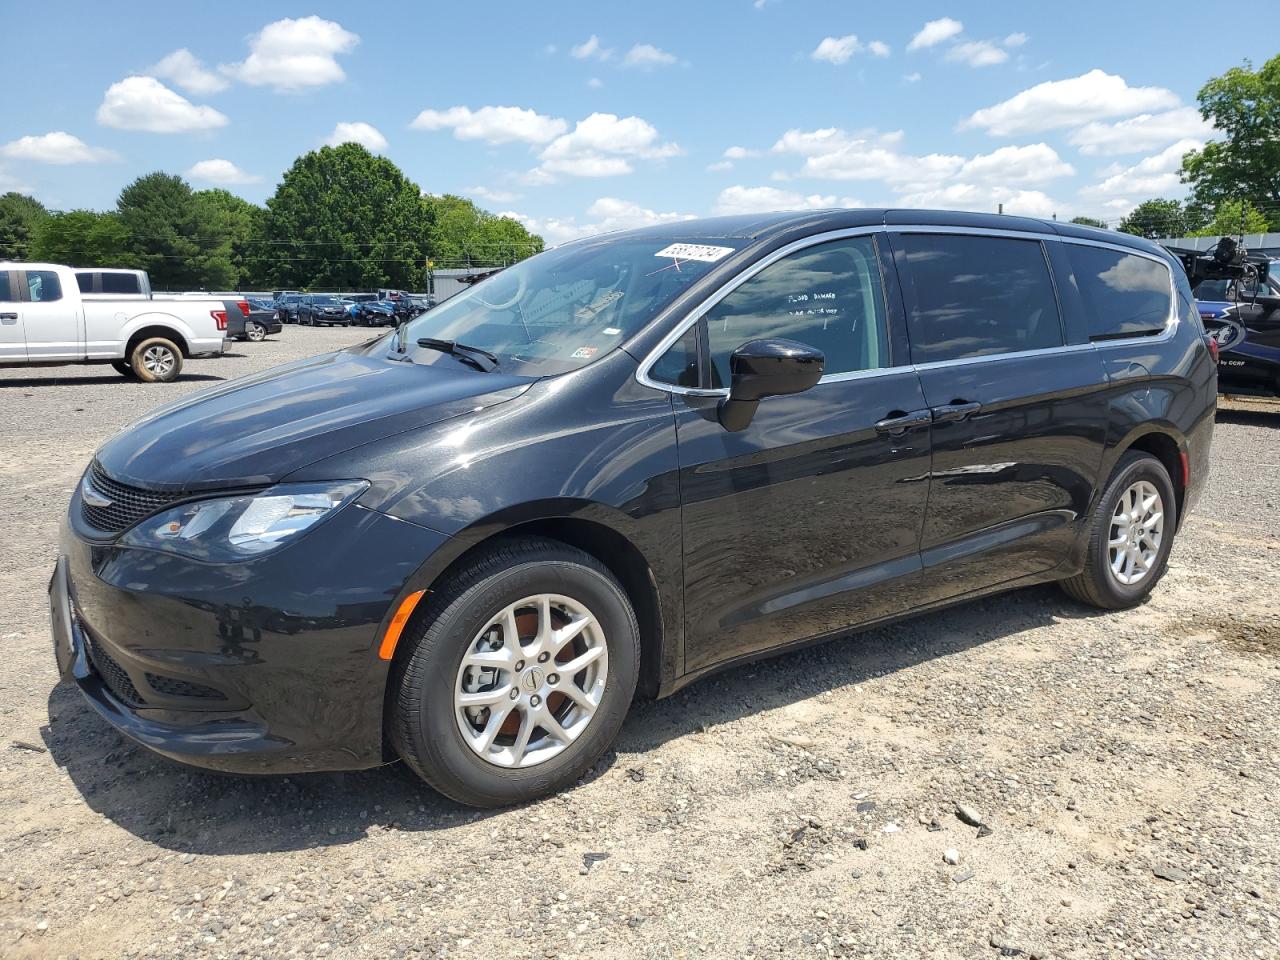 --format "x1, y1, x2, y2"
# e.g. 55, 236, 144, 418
415, 337, 501, 372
